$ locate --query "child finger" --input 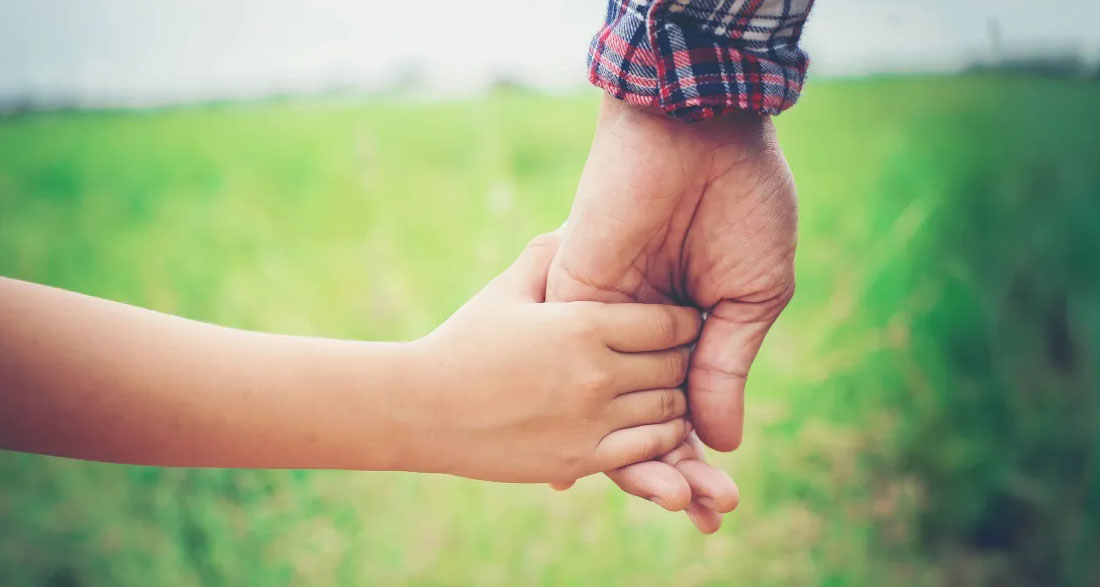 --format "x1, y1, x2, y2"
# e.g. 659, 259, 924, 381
595, 418, 689, 472
609, 388, 687, 428
611, 346, 691, 392
592, 303, 701, 352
